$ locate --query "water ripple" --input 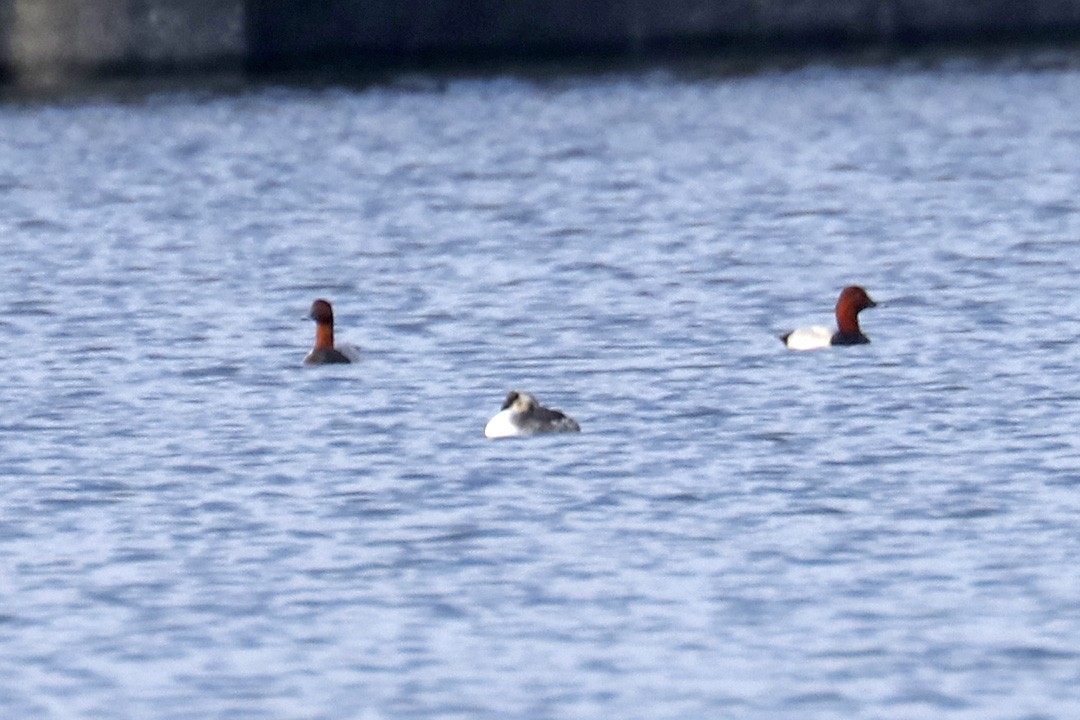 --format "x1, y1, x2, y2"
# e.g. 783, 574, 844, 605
3, 52, 1080, 719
